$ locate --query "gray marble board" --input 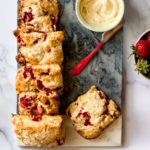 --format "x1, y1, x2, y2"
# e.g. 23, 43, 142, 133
58, 0, 123, 113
